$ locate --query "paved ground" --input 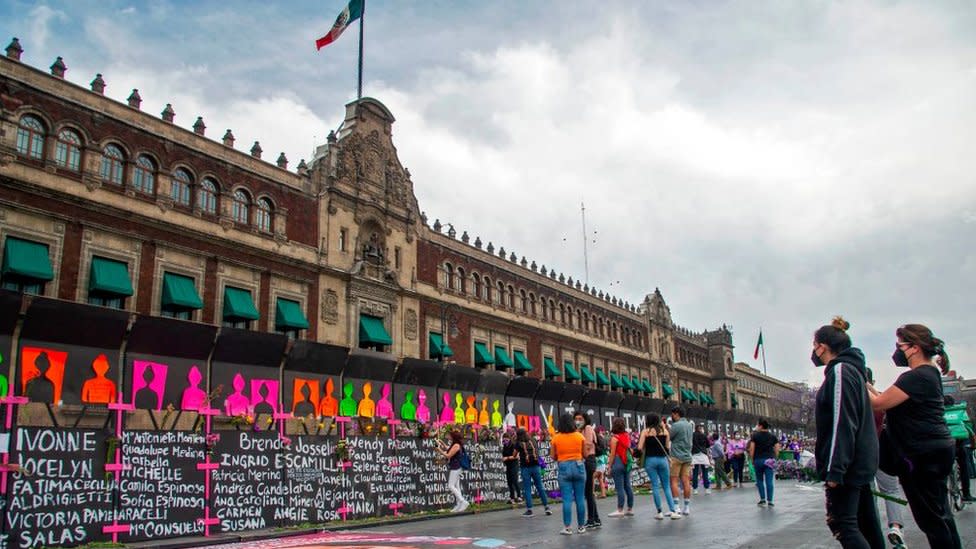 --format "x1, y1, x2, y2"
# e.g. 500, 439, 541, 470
186, 483, 975, 549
